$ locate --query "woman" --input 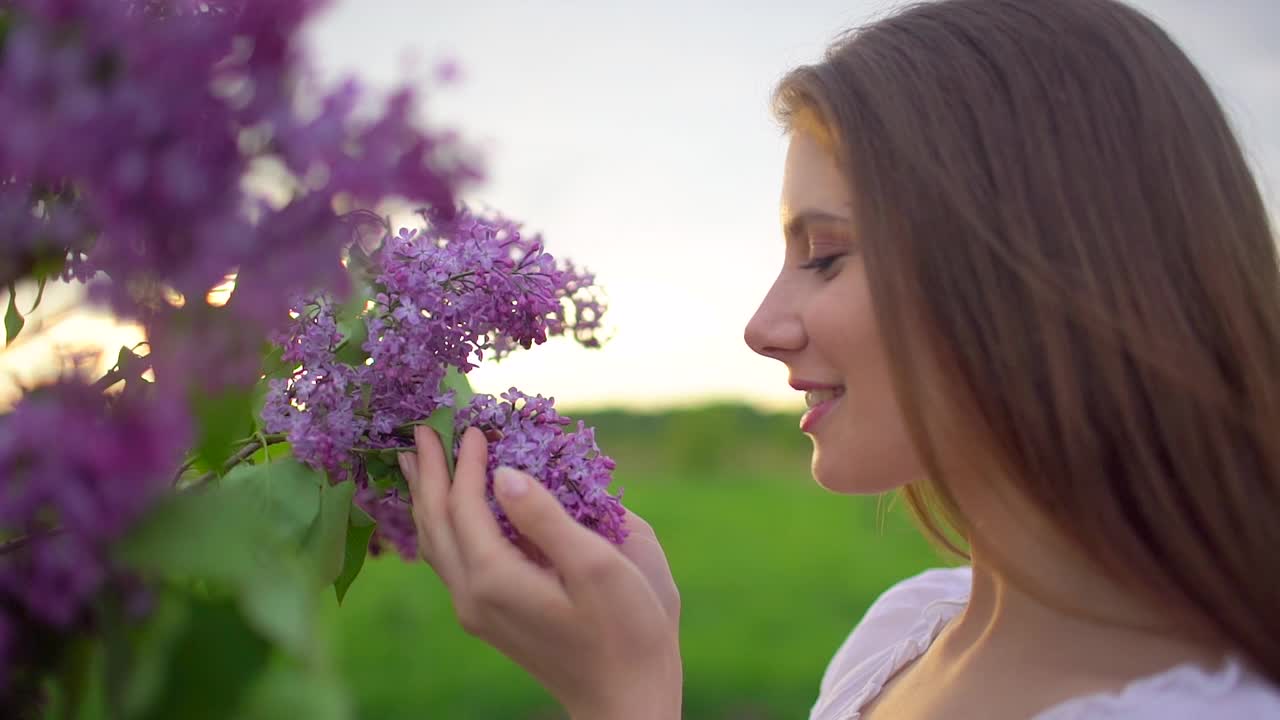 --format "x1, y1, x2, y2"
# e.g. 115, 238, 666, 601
397, 0, 1280, 717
